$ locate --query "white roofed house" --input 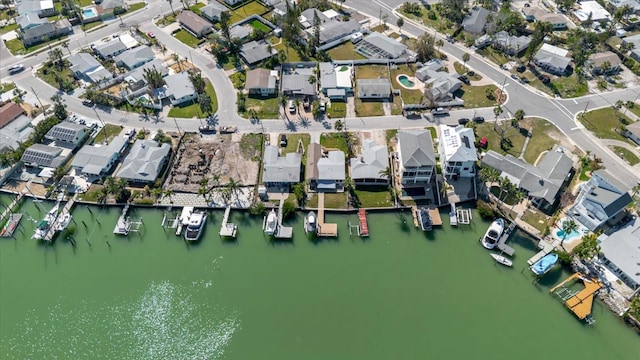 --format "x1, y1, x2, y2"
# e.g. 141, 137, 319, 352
416, 67, 462, 104
94, 39, 127, 59
319, 62, 353, 101
115, 45, 155, 70
71, 136, 128, 179
116, 139, 171, 183
281, 66, 317, 97
45, 121, 90, 148
439, 125, 477, 179
355, 32, 410, 59
200, 2, 228, 23
350, 140, 390, 186
573, 1, 612, 23
306, 143, 346, 192
17, 0, 56, 17
493, 31, 531, 57
153, 72, 198, 106
262, 145, 302, 190
597, 217, 640, 290
568, 170, 633, 232
534, 43, 571, 76
396, 130, 436, 185
68, 53, 113, 84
